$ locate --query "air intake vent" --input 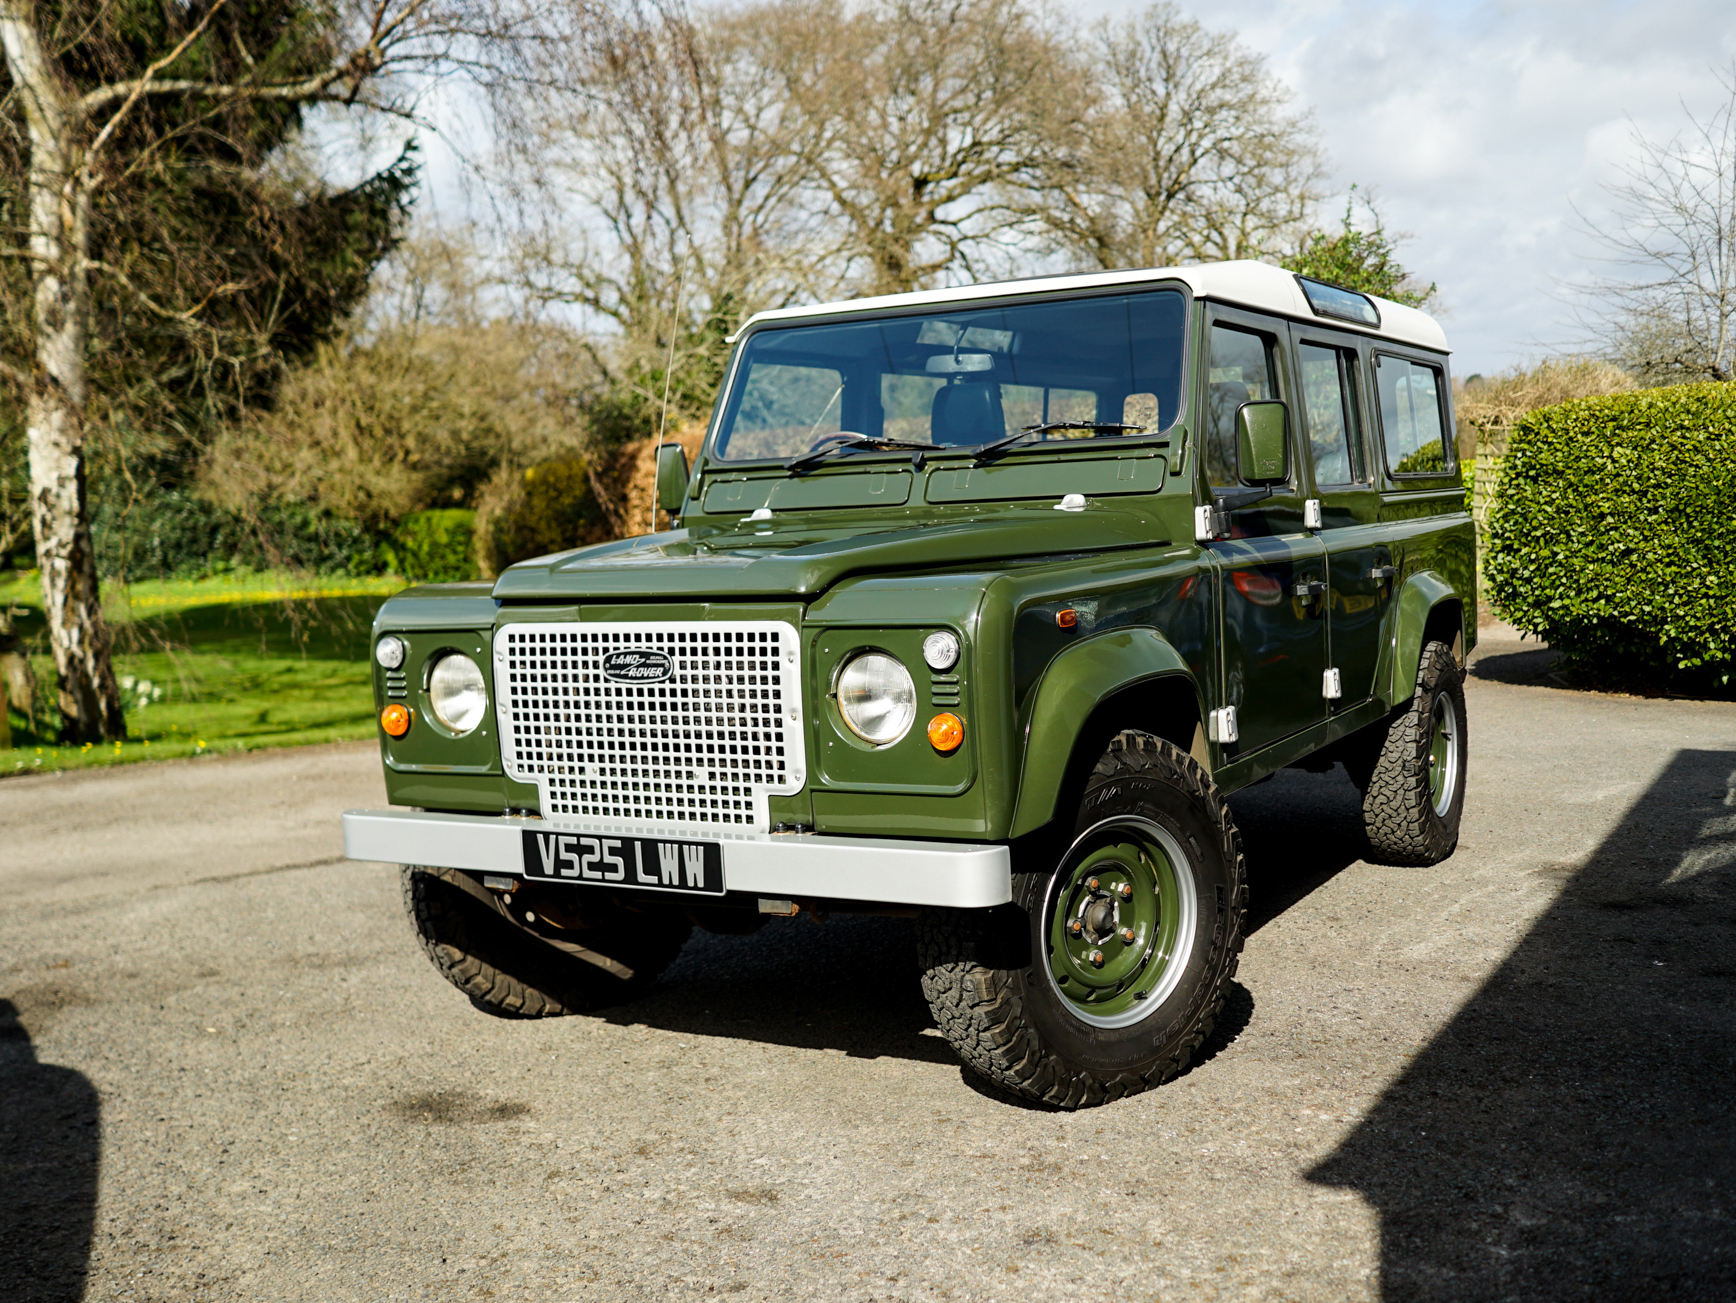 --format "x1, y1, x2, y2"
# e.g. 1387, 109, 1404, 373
494, 621, 804, 833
